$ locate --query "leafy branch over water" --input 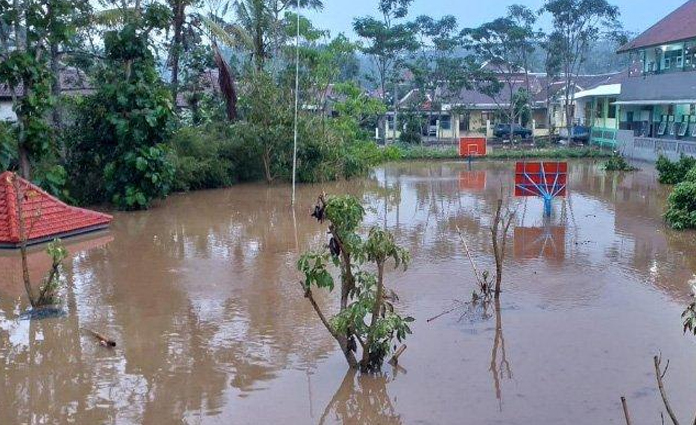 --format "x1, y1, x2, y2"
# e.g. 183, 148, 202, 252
298, 193, 412, 372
